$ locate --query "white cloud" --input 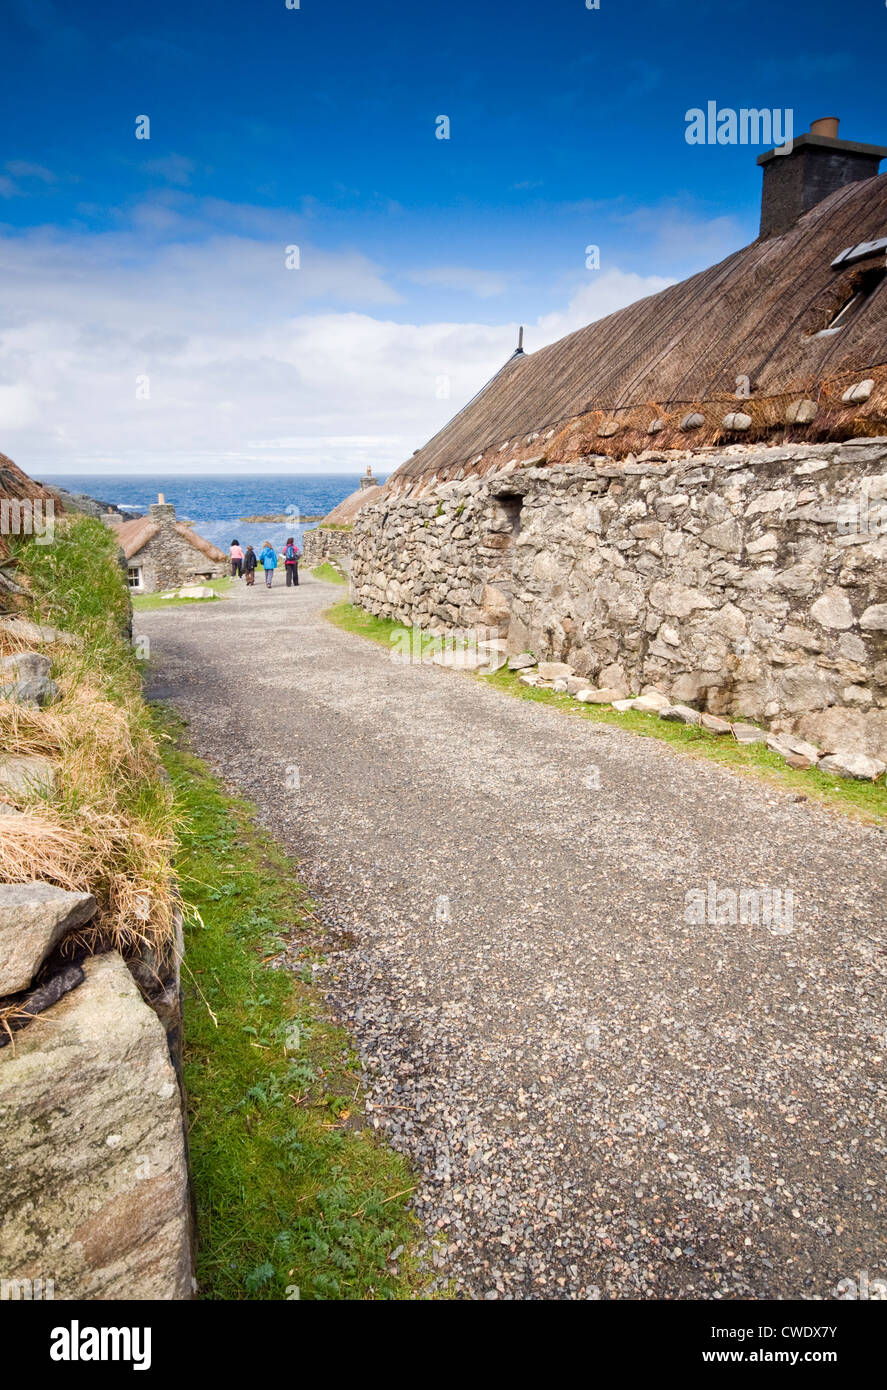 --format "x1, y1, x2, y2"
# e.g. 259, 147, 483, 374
5, 161, 57, 184
406, 265, 508, 297
141, 155, 196, 187
0, 383, 42, 429
533, 269, 675, 343
613, 205, 747, 268
0, 202, 676, 476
